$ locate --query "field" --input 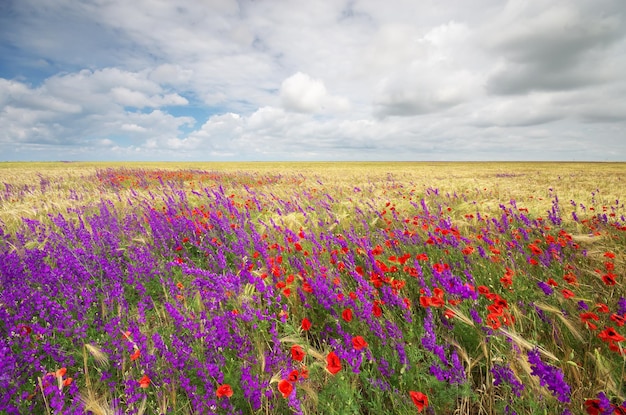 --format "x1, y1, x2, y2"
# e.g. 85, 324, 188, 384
1, 161, 625, 414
